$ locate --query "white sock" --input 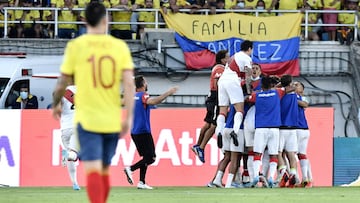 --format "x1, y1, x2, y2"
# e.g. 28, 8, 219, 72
300, 159, 309, 181
234, 171, 241, 184
225, 173, 234, 187
307, 160, 313, 181
215, 115, 225, 136
67, 161, 78, 185
233, 112, 243, 134
262, 153, 270, 177
269, 162, 278, 180
253, 159, 261, 178
247, 155, 254, 182
214, 170, 224, 184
